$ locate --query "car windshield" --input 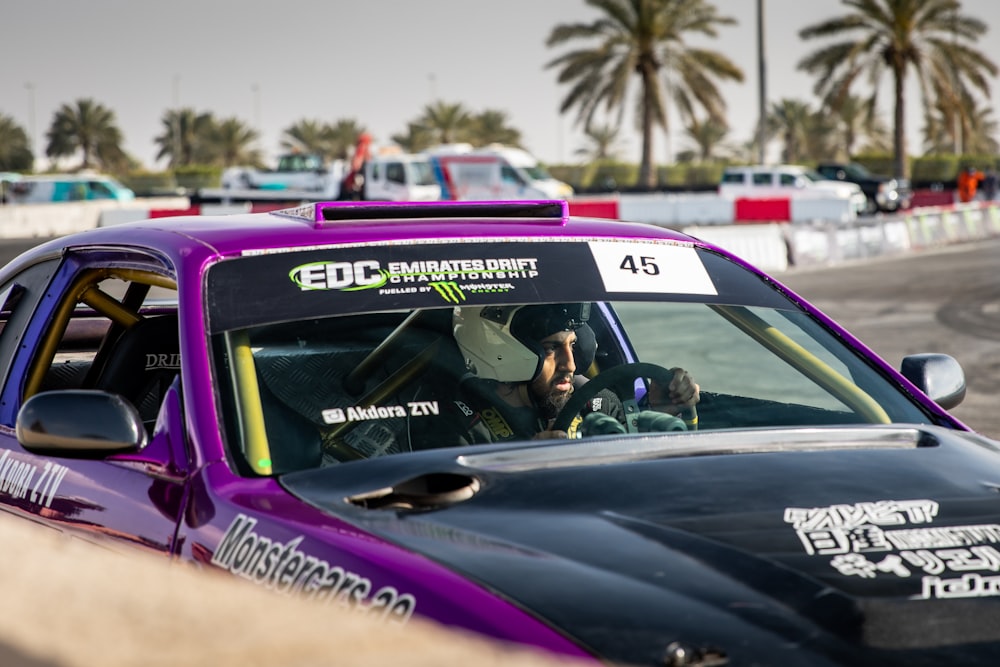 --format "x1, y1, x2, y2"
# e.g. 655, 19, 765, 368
844, 163, 873, 178
522, 164, 552, 180
409, 160, 439, 186
206, 238, 938, 476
